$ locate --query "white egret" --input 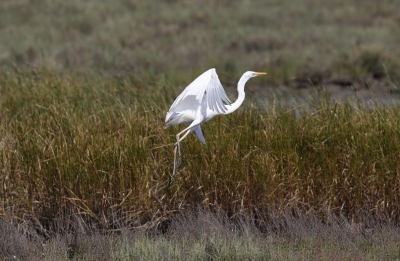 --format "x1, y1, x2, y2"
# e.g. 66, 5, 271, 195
165, 68, 266, 187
